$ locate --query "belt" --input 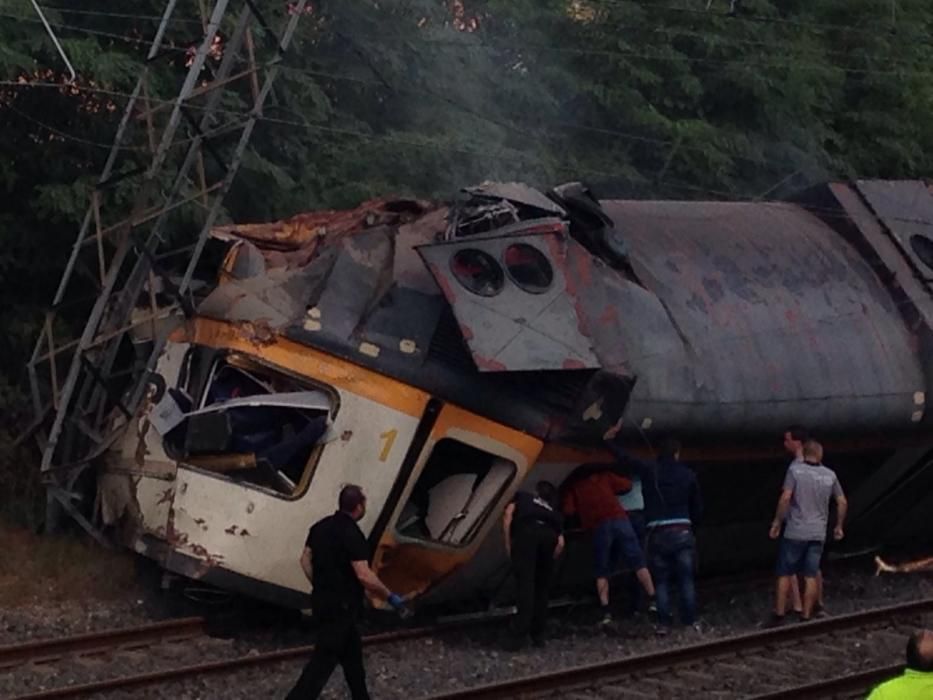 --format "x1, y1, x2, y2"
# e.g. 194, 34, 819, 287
517, 518, 555, 529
